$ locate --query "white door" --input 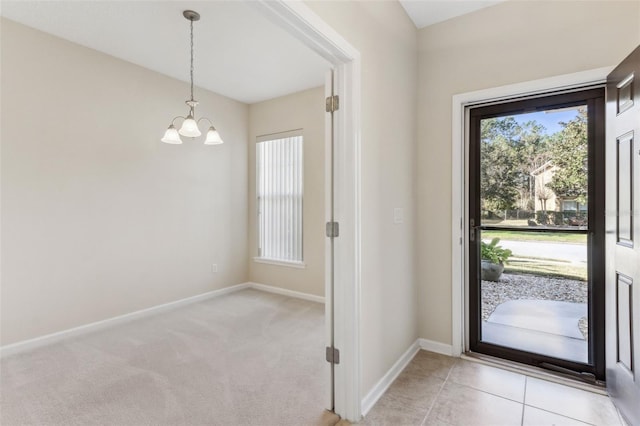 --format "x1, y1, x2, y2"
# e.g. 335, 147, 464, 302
605, 45, 640, 425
